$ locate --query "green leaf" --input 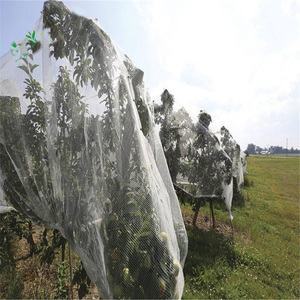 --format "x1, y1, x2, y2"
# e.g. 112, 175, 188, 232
29, 54, 33, 60
137, 231, 152, 239
32, 31, 35, 39
17, 65, 29, 75
30, 64, 39, 73
123, 202, 138, 214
